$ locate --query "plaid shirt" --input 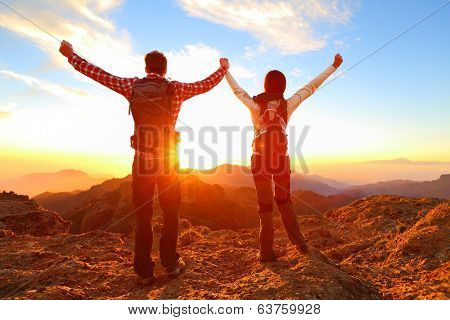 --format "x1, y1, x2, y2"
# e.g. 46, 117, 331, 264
68, 53, 227, 125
